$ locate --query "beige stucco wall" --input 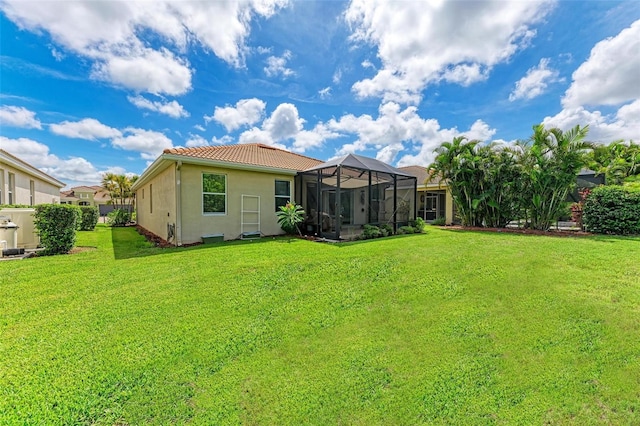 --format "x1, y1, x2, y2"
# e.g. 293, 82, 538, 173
0, 208, 39, 249
0, 165, 61, 205
135, 165, 177, 243
179, 164, 295, 244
